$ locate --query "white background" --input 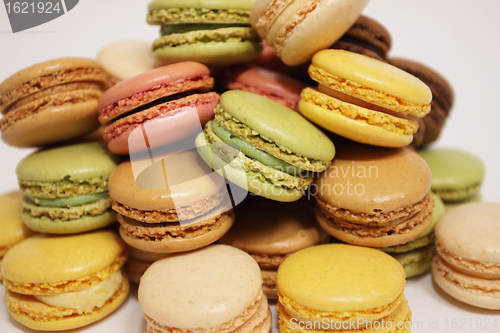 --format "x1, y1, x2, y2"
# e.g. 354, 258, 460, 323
0, 1, 499, 332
